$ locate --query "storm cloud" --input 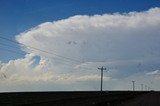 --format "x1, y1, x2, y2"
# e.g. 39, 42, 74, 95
0, 7, 160, 91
